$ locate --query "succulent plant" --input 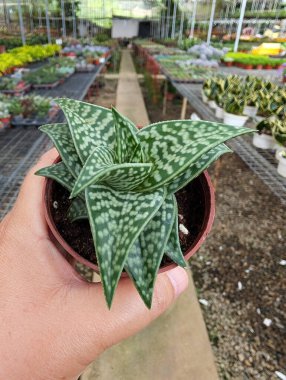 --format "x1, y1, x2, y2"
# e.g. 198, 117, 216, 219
36, 98, 252, 308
